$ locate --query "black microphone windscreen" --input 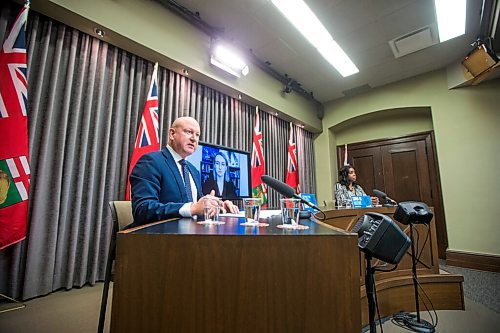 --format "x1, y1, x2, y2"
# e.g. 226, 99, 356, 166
261, 175, 296, 198
373, 189, 387, 199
